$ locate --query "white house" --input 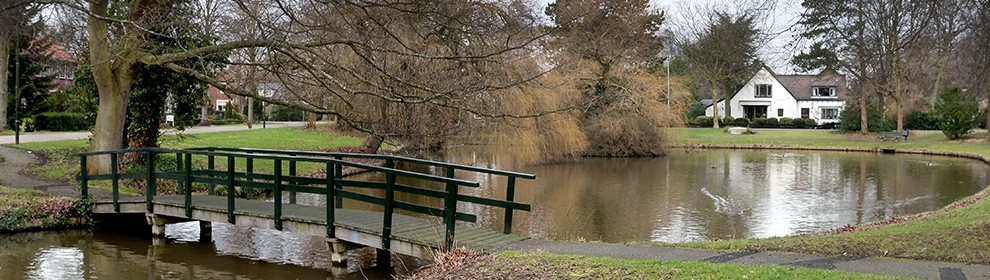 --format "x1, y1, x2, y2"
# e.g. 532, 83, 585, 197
706, 67, 846, 125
